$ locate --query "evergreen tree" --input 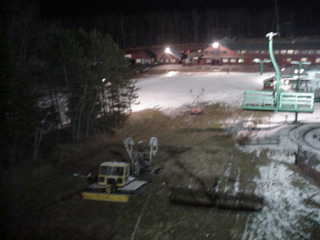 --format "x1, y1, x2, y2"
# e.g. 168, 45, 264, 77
44, 28, 137, 142
0, 35, 41, 166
